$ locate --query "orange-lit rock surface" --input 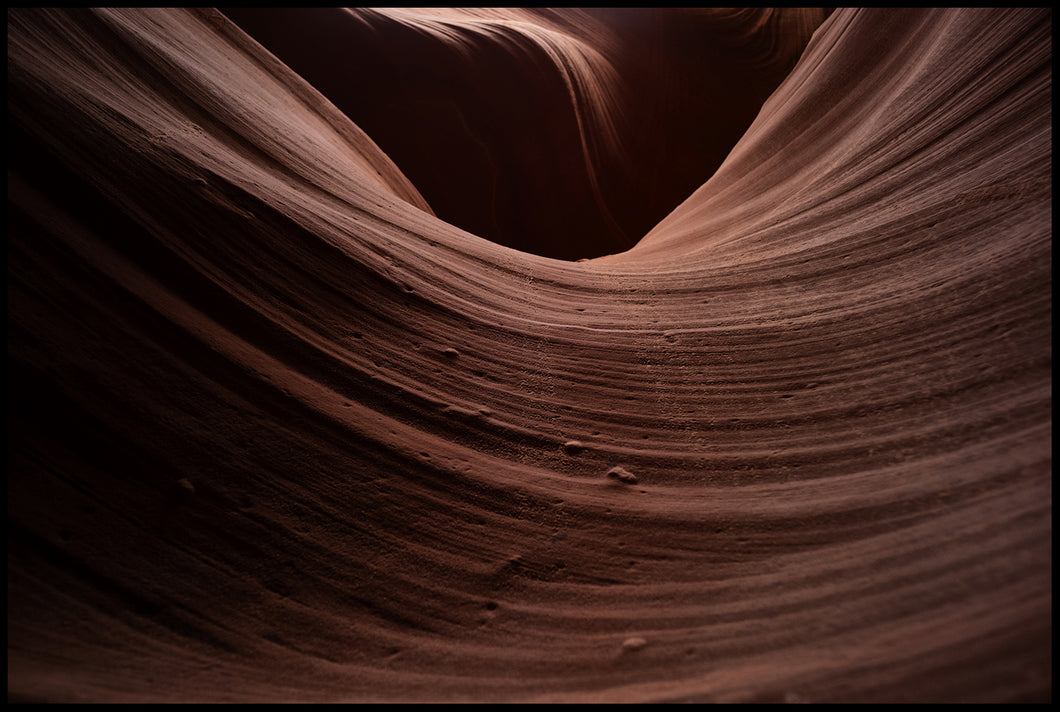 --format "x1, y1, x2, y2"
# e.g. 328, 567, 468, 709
7, 7, 1051, 703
